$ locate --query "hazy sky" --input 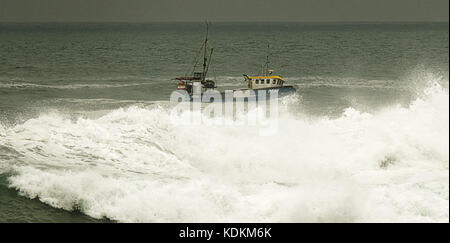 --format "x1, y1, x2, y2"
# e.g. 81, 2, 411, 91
0, 0, 448, 22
